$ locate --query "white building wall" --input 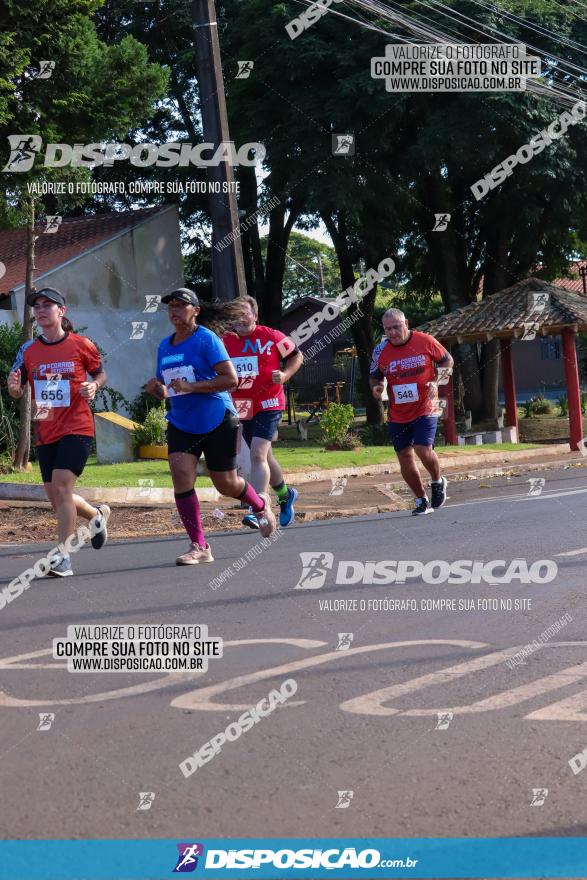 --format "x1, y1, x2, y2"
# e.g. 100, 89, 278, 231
6, 207, 184, 409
